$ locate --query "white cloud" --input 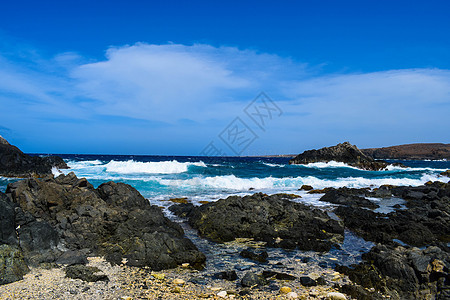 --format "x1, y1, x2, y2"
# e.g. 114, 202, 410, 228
0, 42, 449, 153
